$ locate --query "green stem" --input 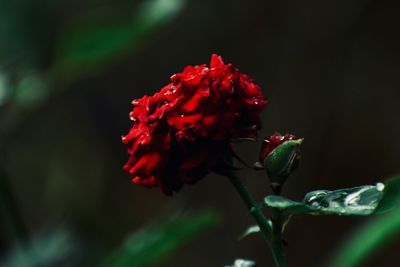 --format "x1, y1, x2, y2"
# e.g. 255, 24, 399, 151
226, 171, 287, 267
271, 211, 287, 267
